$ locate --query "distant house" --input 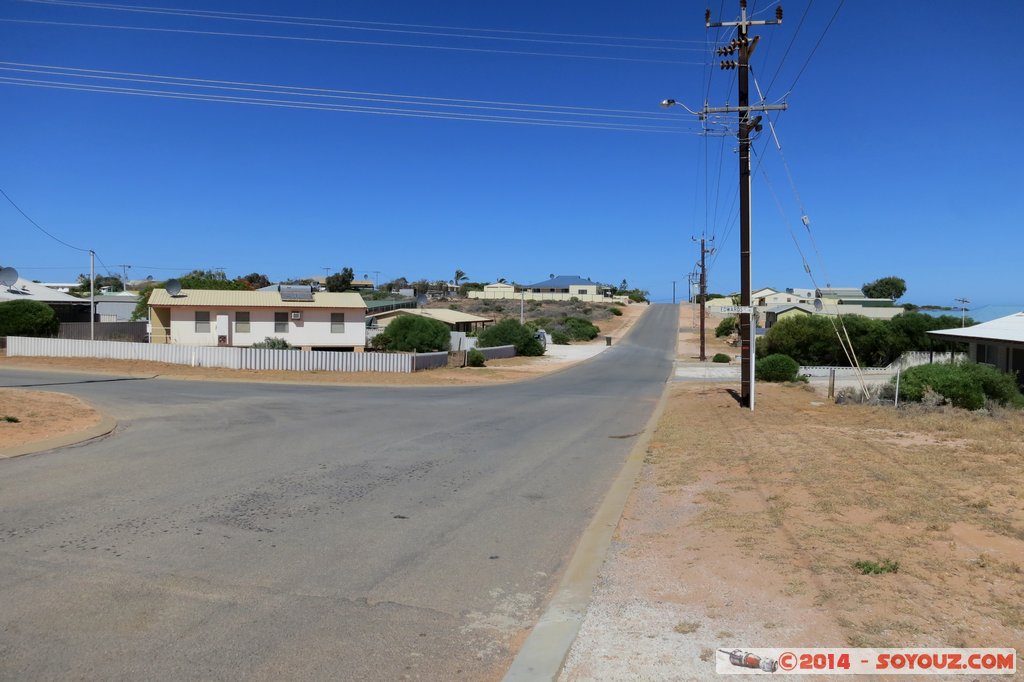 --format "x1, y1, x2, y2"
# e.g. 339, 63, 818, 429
95, 293, 141, 322
468, 276, 628, 304
1, 277, 91, 322
148, 285, 367, 351
369, 308, 493, 333
763, 303, 815, 329
927, 312, 1024, 387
